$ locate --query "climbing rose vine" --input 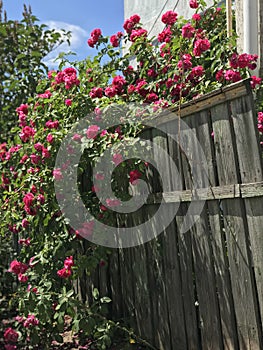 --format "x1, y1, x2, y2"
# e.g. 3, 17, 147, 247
0, 0, 262, 348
